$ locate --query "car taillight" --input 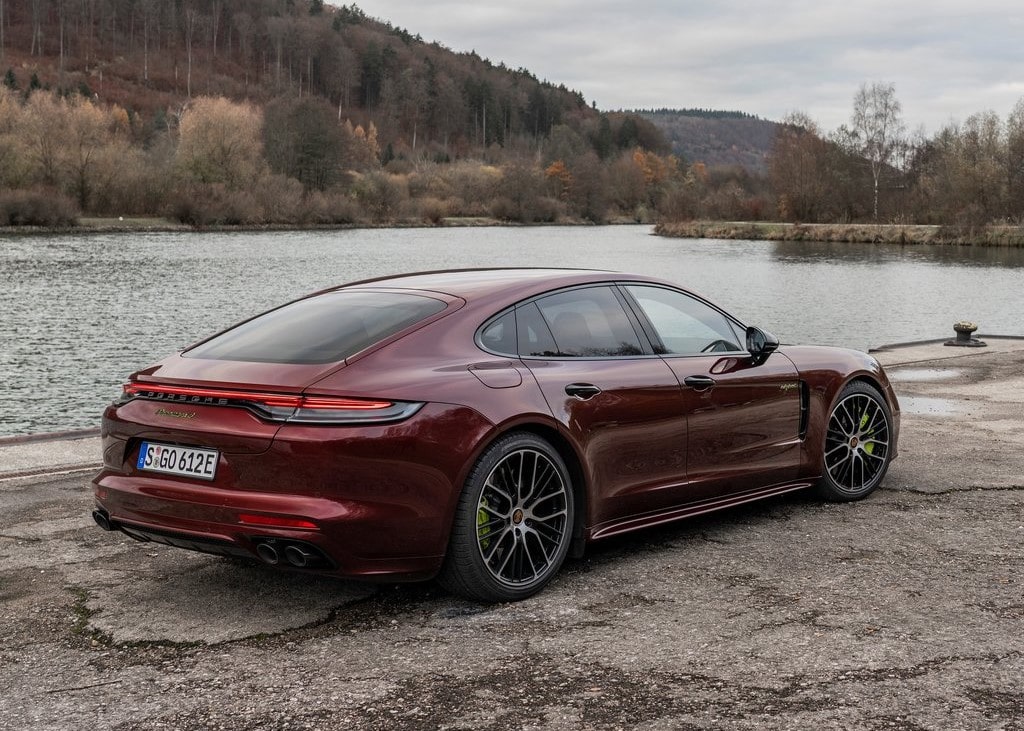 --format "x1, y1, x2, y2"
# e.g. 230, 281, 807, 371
119, 383, 422, 425
289, 397, 422, 424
